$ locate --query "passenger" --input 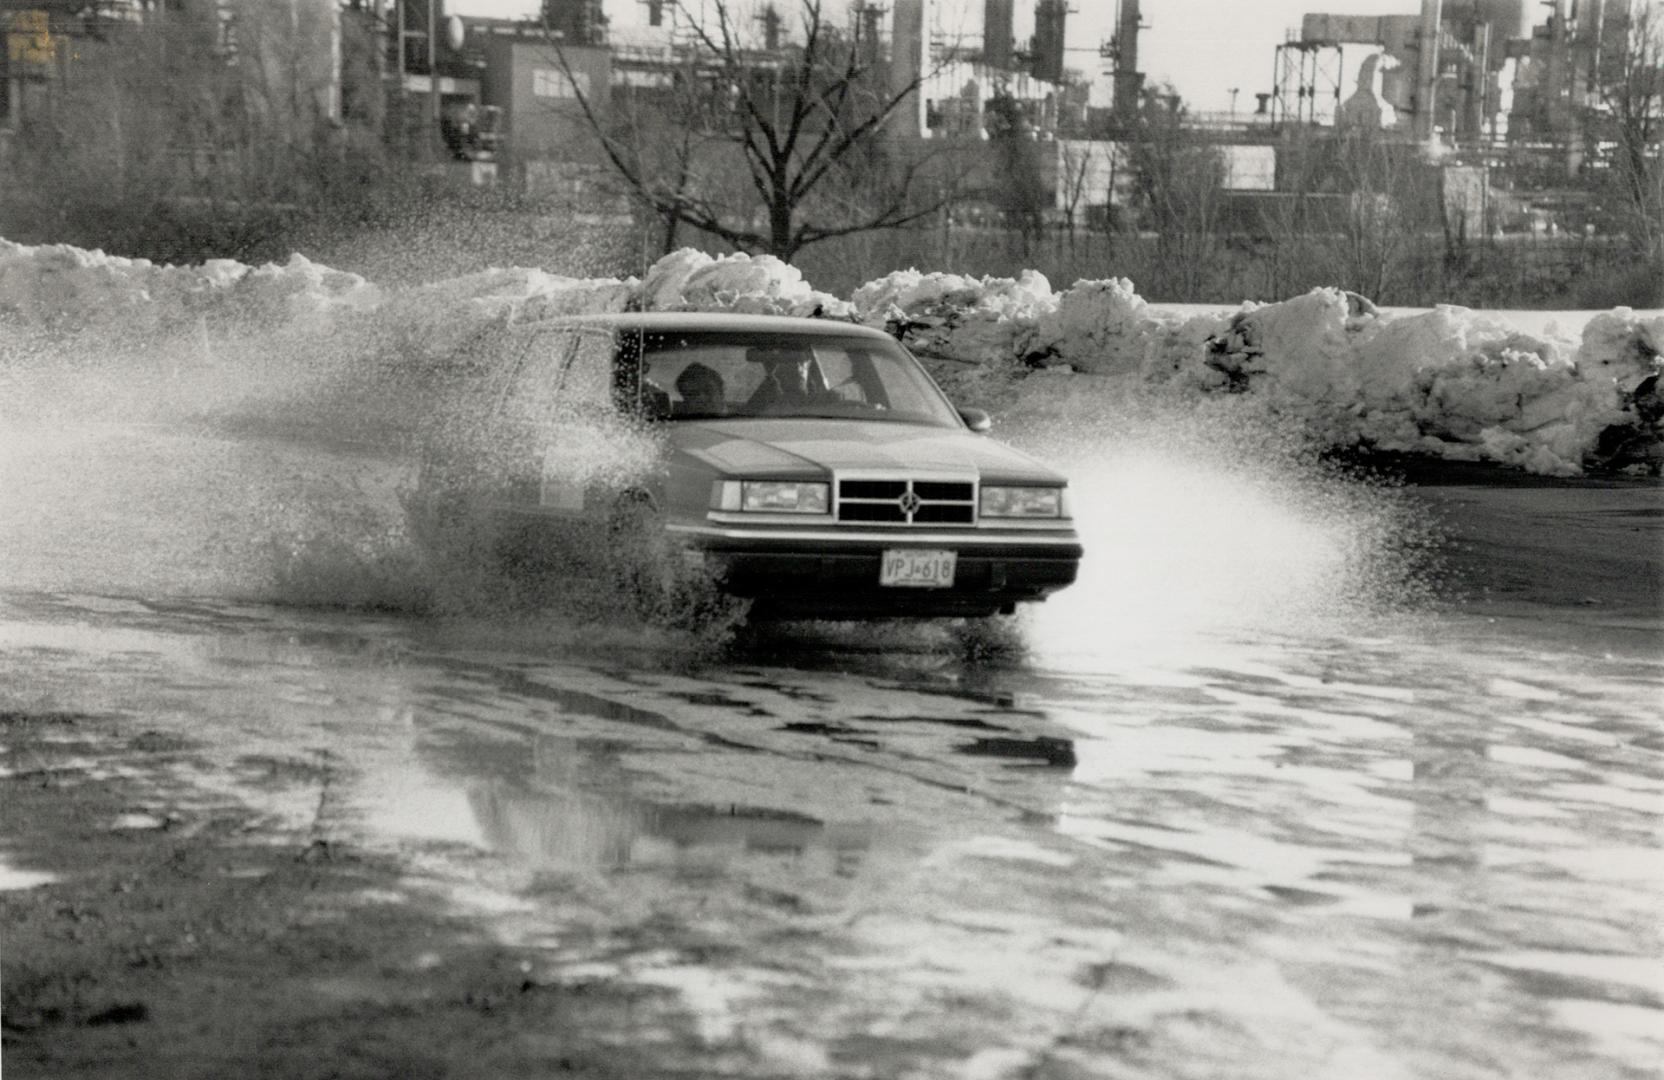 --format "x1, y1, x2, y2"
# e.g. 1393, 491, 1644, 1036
675, 362, 726, 416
